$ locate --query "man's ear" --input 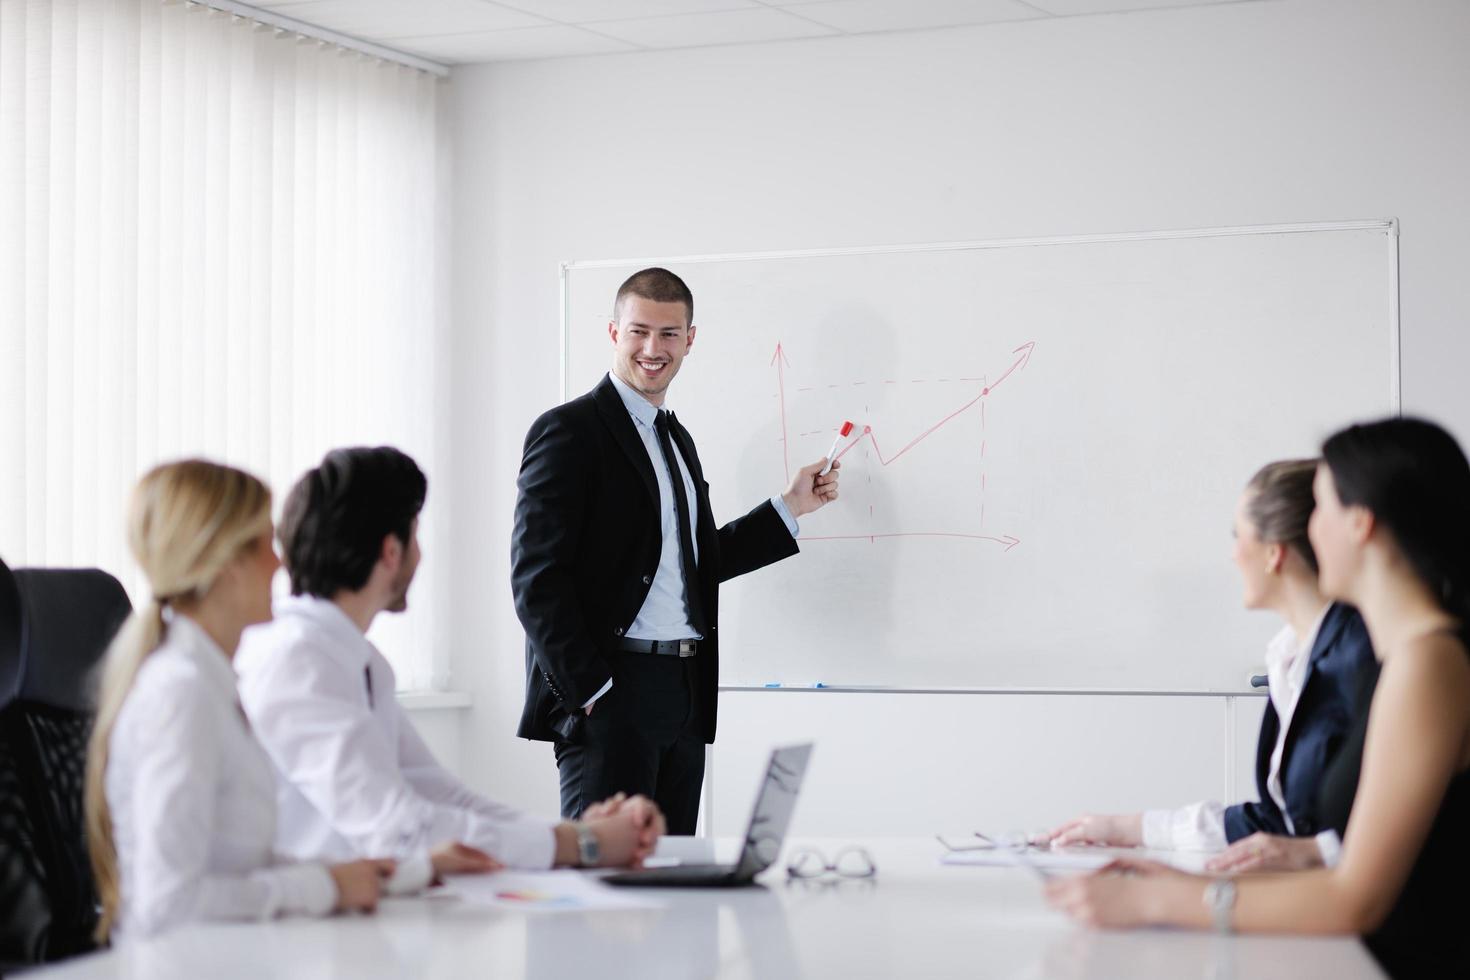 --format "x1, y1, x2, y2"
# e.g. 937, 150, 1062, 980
380, 532, 404, 573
